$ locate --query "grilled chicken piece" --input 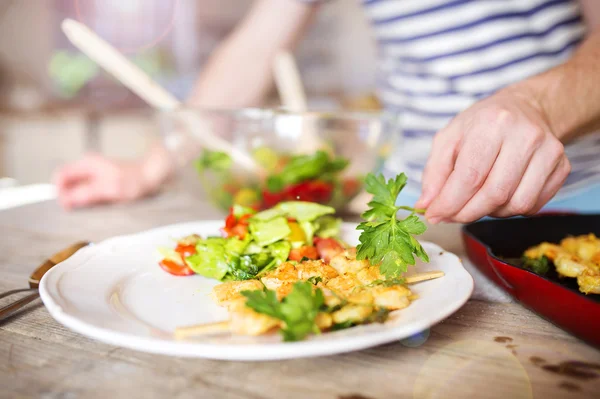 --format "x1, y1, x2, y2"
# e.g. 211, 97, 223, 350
227, 298, 280, 335
326, 274, 362, 297
578, 269, 600, 294
261, 260, 339, 291
346, 290, 374, 305
296, 260, 339, 281
371, 285, 411, 310
561, 234, 600, 262
329, 250, 370, 275
554, 253, 590, 278
356, 266, 384, 285
261, 262, 298, 291
332, 304, 374, 324
523, 243, 562, 261
525, 234, 600, 295
274, 281, 295, 301
211, 280, 264, 307
316, 312, 333, 330
320, 287, 345, 308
